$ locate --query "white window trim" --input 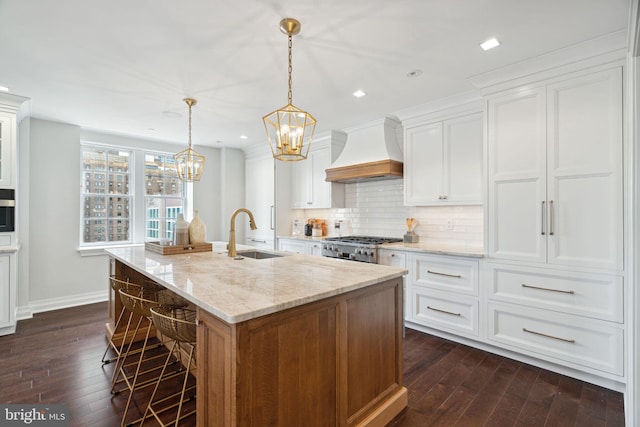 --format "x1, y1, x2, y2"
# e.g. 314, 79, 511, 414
79, 142, 134, 248
78, 142, 190, 252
